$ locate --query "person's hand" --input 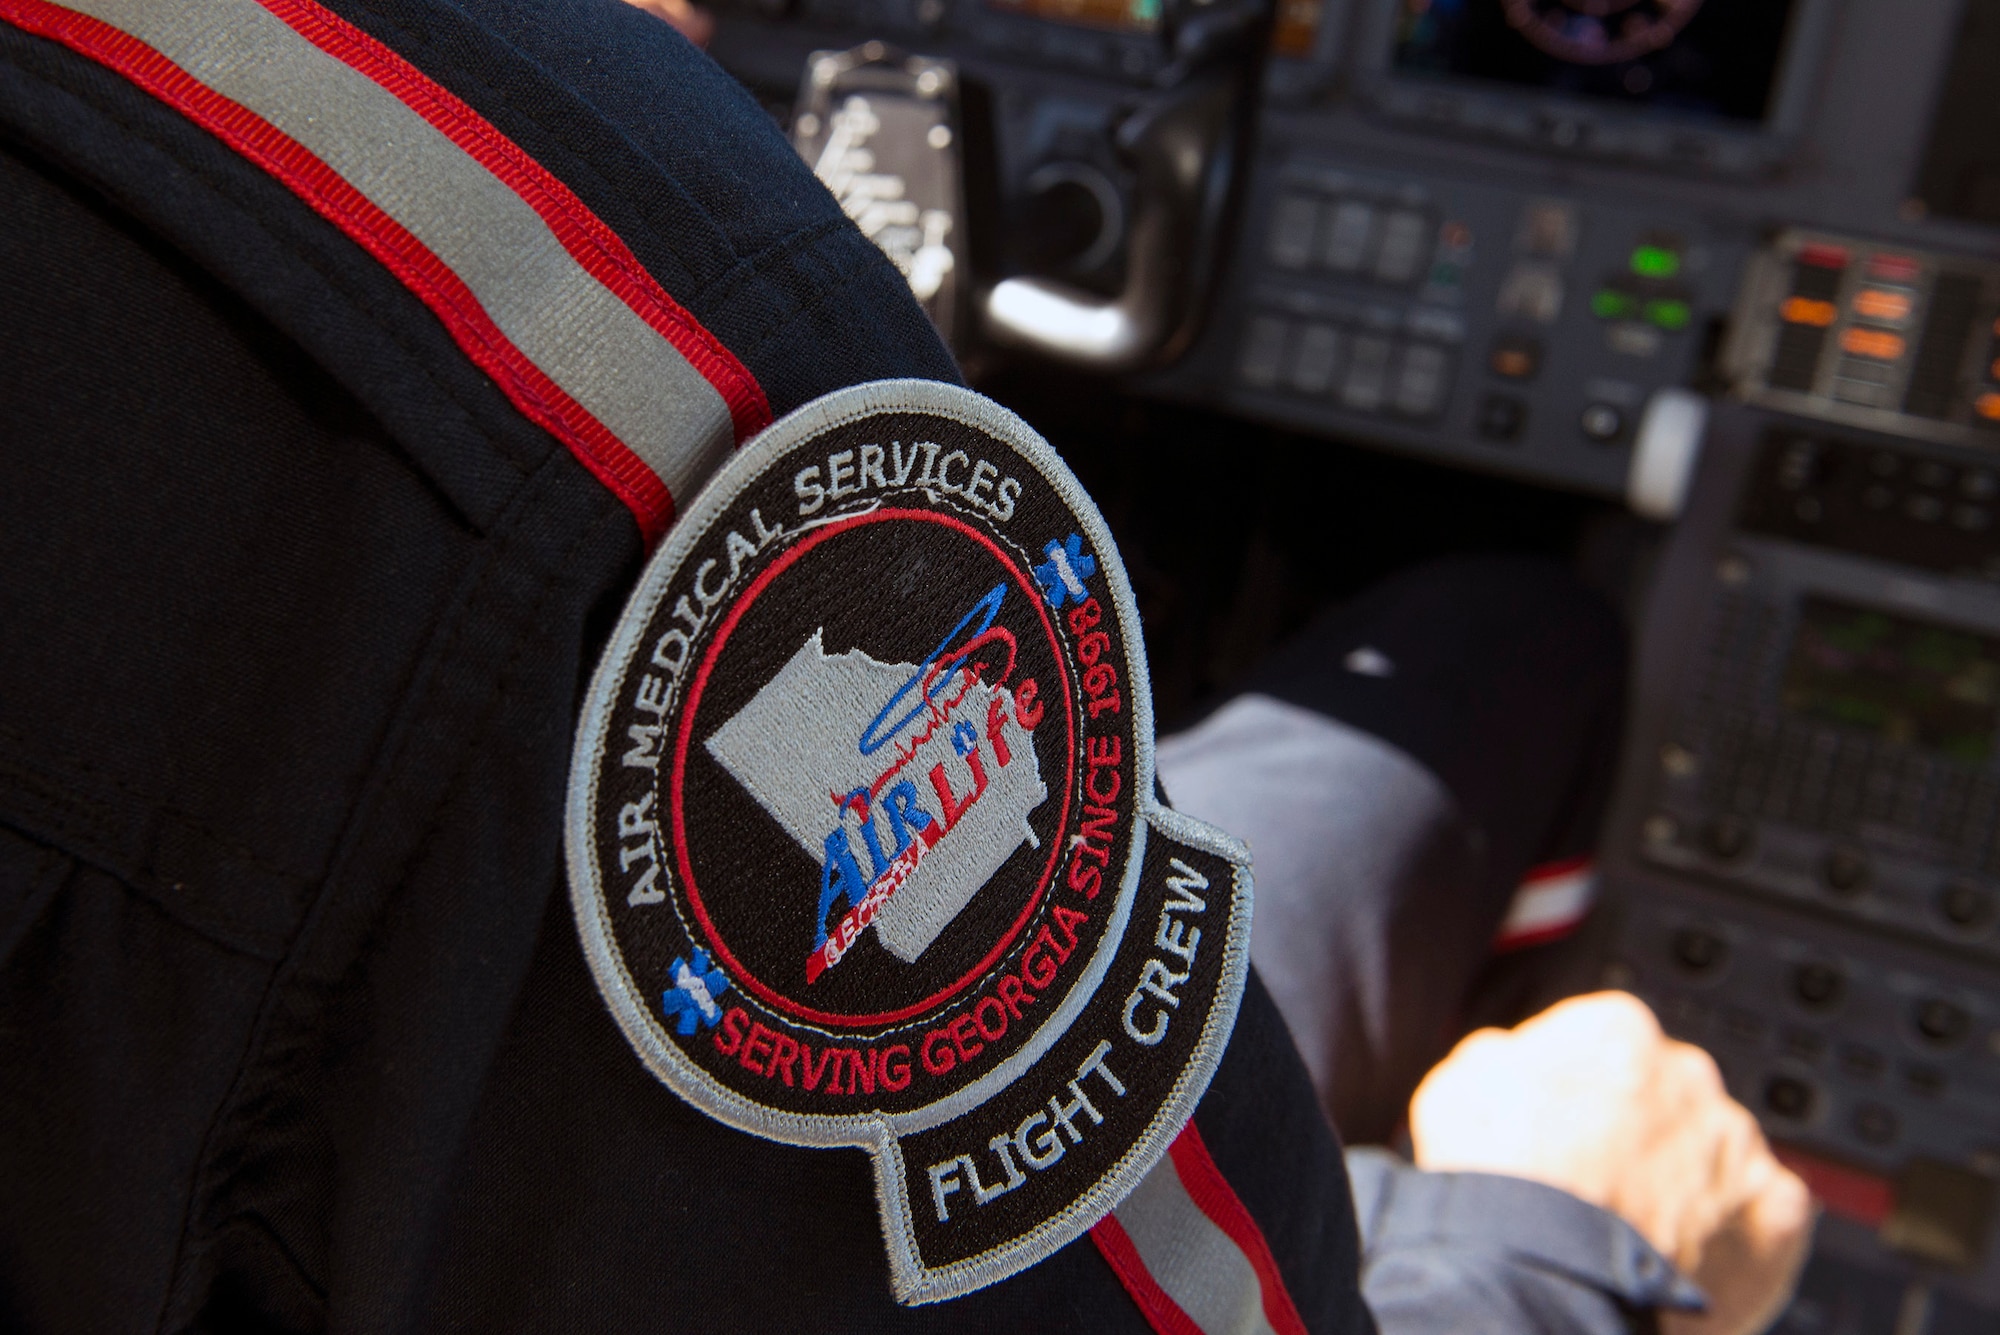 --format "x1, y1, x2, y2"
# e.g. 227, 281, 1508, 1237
1408, 991, 1816, 1335
622, 0, 715, 47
